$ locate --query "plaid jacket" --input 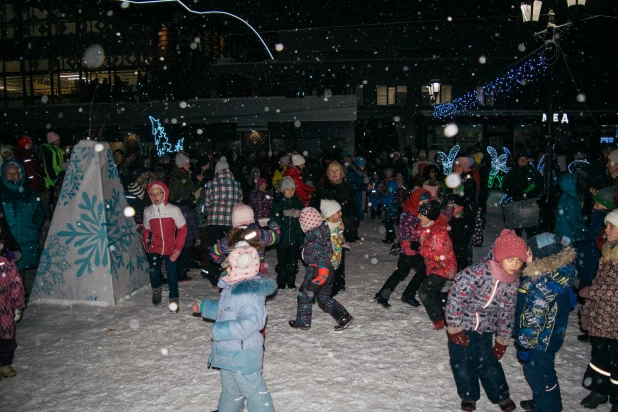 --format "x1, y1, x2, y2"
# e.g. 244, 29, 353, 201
203, 169, 243, 226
